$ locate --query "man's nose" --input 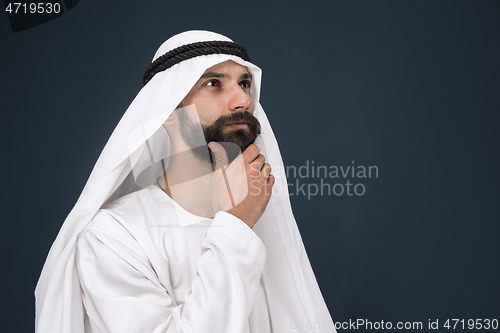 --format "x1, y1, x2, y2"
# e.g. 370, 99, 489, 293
228, 85, 252, 112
